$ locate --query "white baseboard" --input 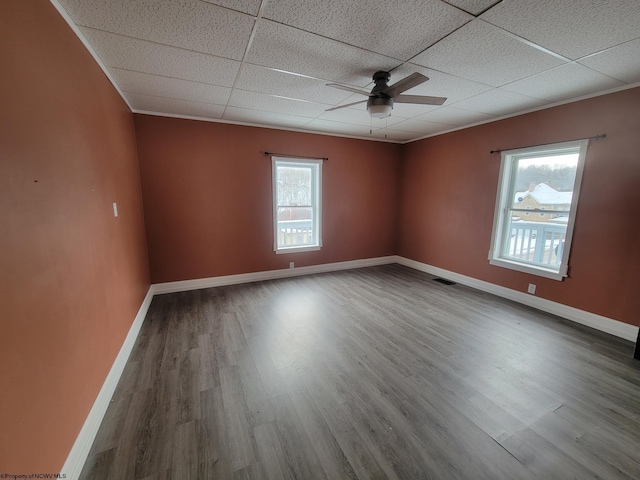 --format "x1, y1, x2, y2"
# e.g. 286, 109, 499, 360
154, 255, 637, 341
151, 256, 398, 294
61, 287, 154, 480
395, 256, 639, 342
